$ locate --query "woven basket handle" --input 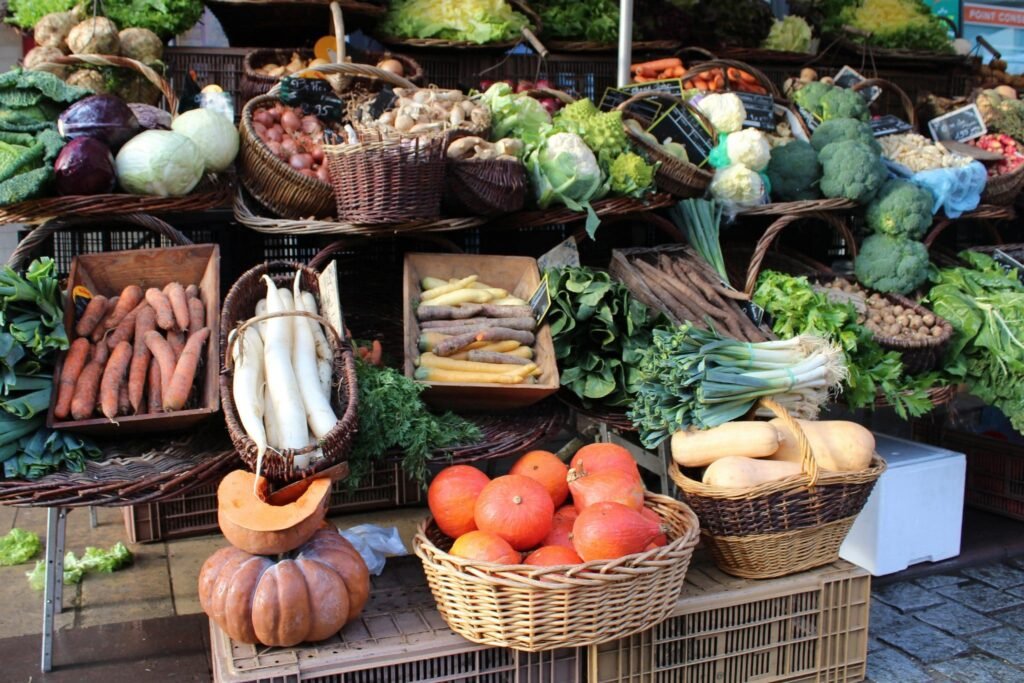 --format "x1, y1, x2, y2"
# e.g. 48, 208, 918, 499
851, 78, 917, 129
524, 88, 575, 105
38, 54, 178, 114
268, 61, 415, 95
7, 213, 192, 271
614, 90, 716, 134
330, 1, 346, 64
923, 212, 1006, 250
758, 397, 818, 484
743, 212, 857, 297
679, 59, 780, 99
673, 46, 718, 62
